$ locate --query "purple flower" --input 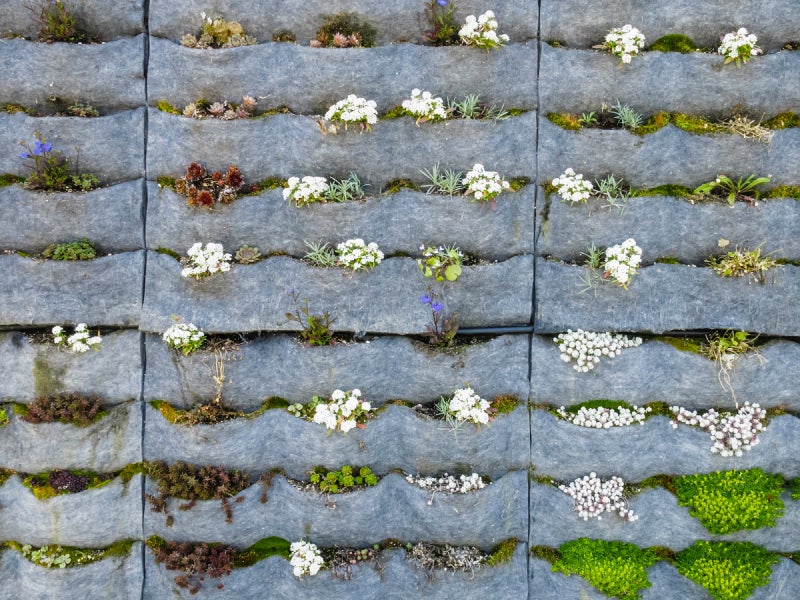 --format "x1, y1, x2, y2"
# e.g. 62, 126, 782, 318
20, 152, 30, 159
420, 294, 431, 304
431, 302, 444, 313
437, 0, 448, 5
